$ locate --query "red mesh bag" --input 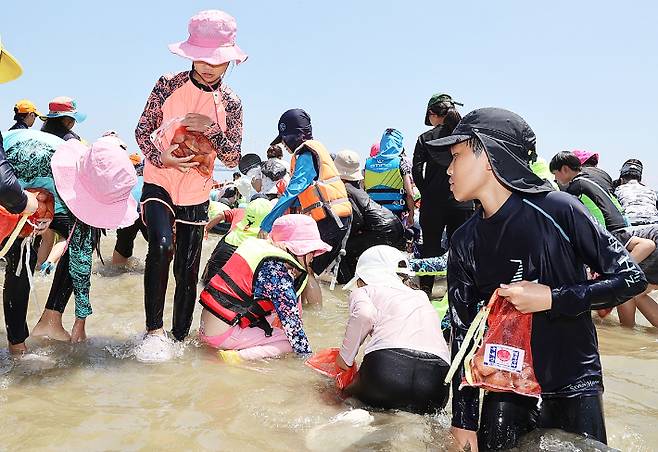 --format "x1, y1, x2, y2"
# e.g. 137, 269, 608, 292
305, 348, 358, 390
170, 126, 217, 178
0, 188, 55, 242
458, 290, 541, 398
